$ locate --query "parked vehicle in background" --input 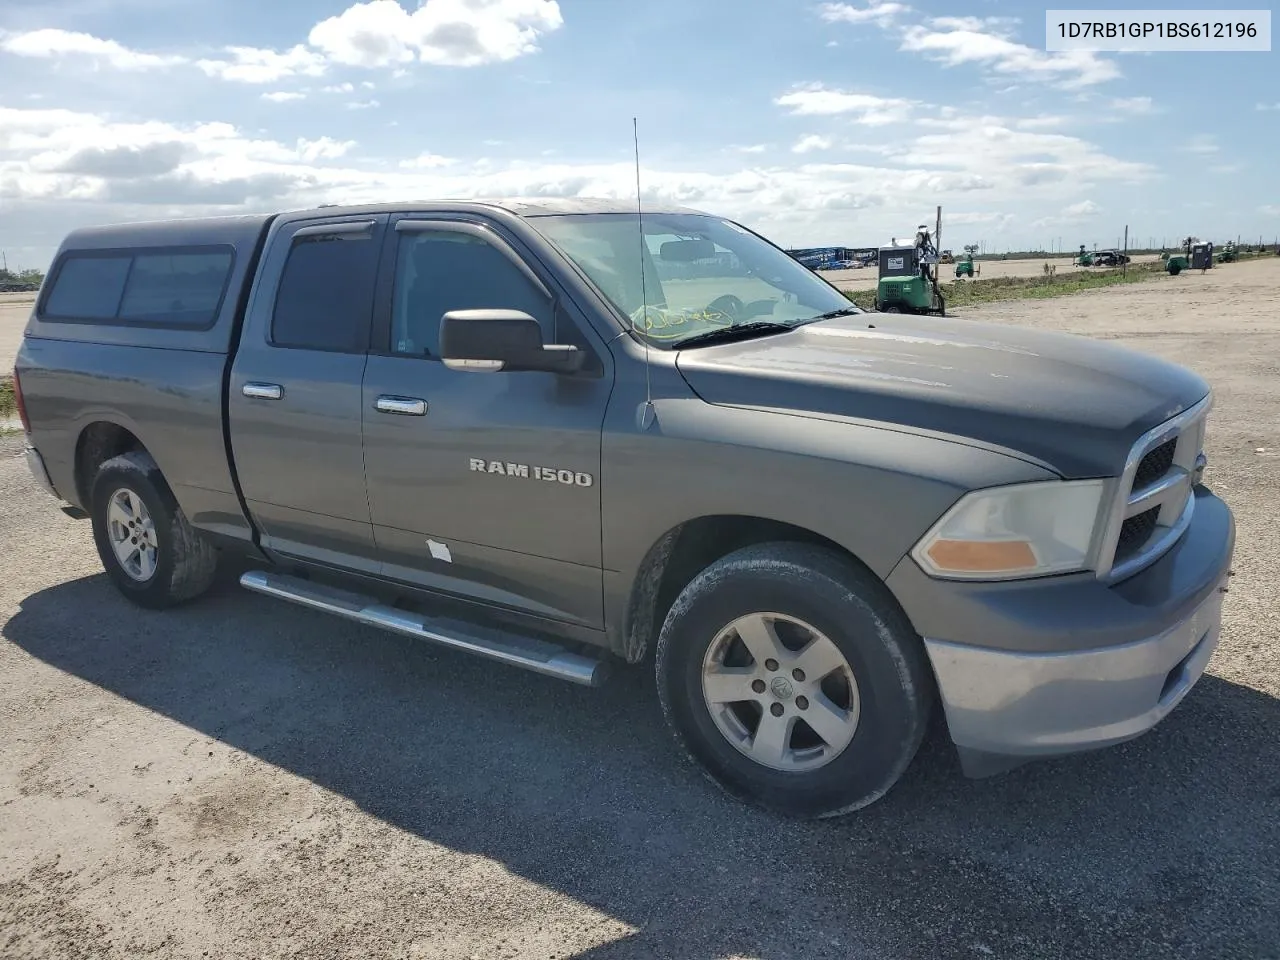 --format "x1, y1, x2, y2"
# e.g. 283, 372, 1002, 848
1094, 250, 1131, 267
14, 199, 1235, 818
